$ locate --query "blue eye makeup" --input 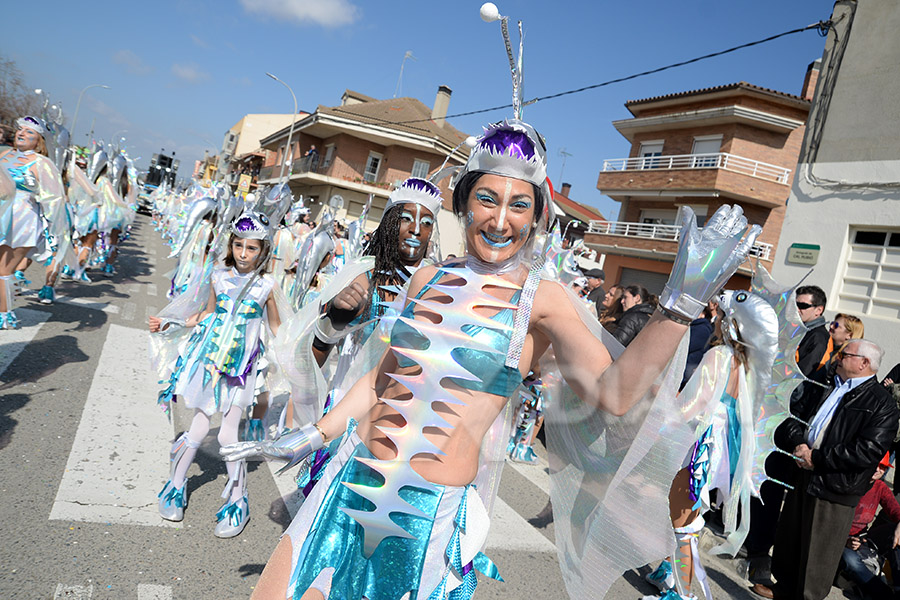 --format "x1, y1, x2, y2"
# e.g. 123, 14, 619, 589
511, 199, 532, 210
475, 192, 497, 204
421, 217, 434, 227
400, 211, 414, 222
